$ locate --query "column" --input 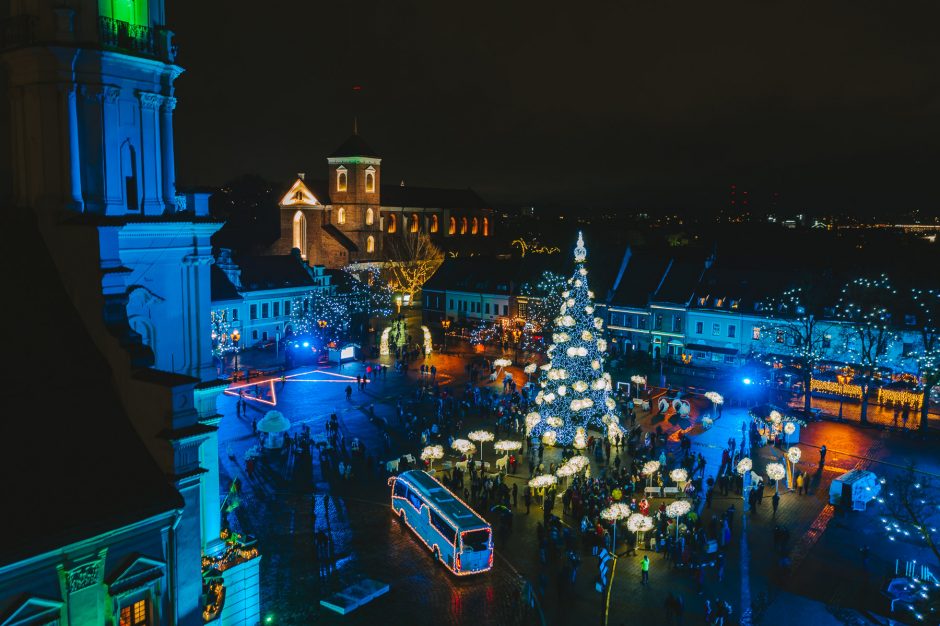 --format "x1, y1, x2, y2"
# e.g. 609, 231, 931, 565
160, 96, 178, 213
58, 83, 84, 211
137, 91, 164, 215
